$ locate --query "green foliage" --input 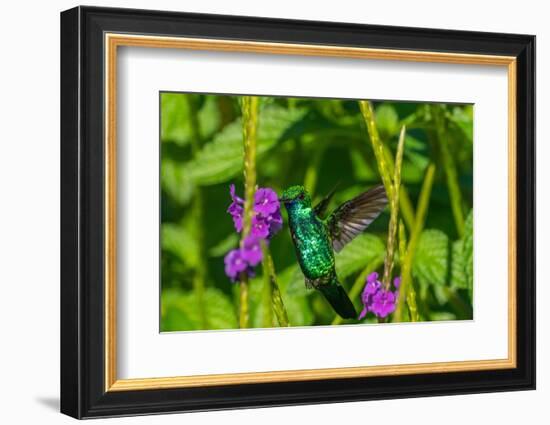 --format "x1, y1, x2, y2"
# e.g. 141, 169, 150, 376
208, 233, 240, 257
451, 240, 468, 289
449, 105, 473, 144
375, 103, 399, 139
162, 160, 194, 205
186, 106, 307, 185
336, 233, 386, 280
162, 222, 199, 269
161, 93, 222, 146
161, 93, 193, 146
413, 229, 449, 287
161, 287, 238, 331
160, 93, 474, 330
266, 265, 314, 326
464, 211, 474, 297
450, 210, 473, 299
